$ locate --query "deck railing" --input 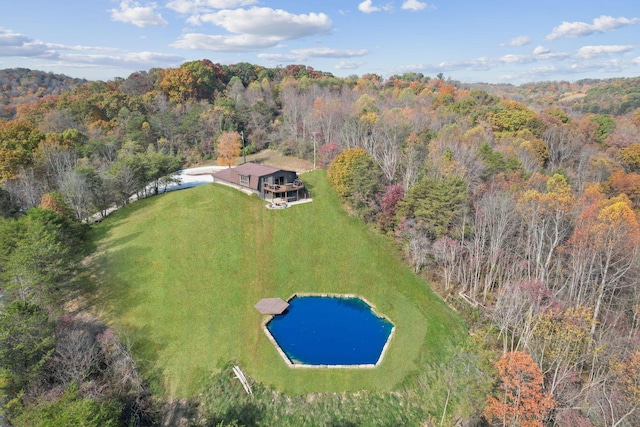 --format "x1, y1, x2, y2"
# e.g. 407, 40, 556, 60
263, 180, 304, 192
